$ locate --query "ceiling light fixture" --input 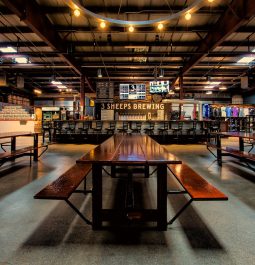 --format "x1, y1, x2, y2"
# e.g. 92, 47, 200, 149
97, 68, 102, 78
208, 0, 214, 2
34, 88, 42, 94
206, 91, 212, 95
219, 86, 227, 90
14, 57, 28, 63
100, 21, 106, 29
210, 81, 221, 85
57, 85, 67, 89
159, 69, 164, 78
73, 9, 80, 17
185, 13, 192, 21
0, 46, 17, 53
51, 80, 62, 85
157, 23, 164, 30
175, 85, 180, 90
204, 85, 214, 89
128, 26, 134, 32
237, 56, 255, 64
